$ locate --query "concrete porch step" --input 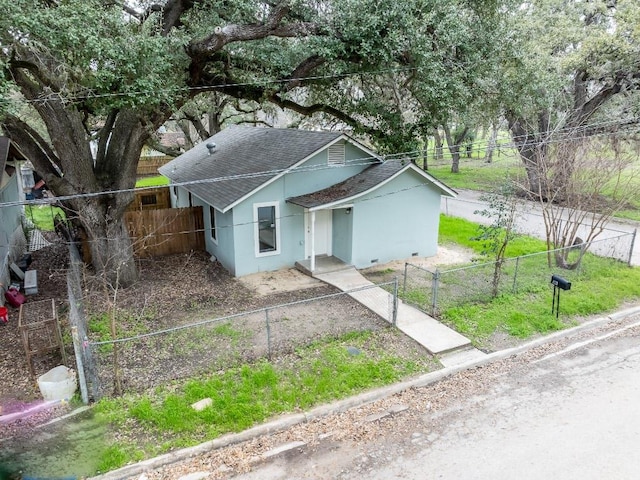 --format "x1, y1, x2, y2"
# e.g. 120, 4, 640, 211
295, 255, 353, 276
